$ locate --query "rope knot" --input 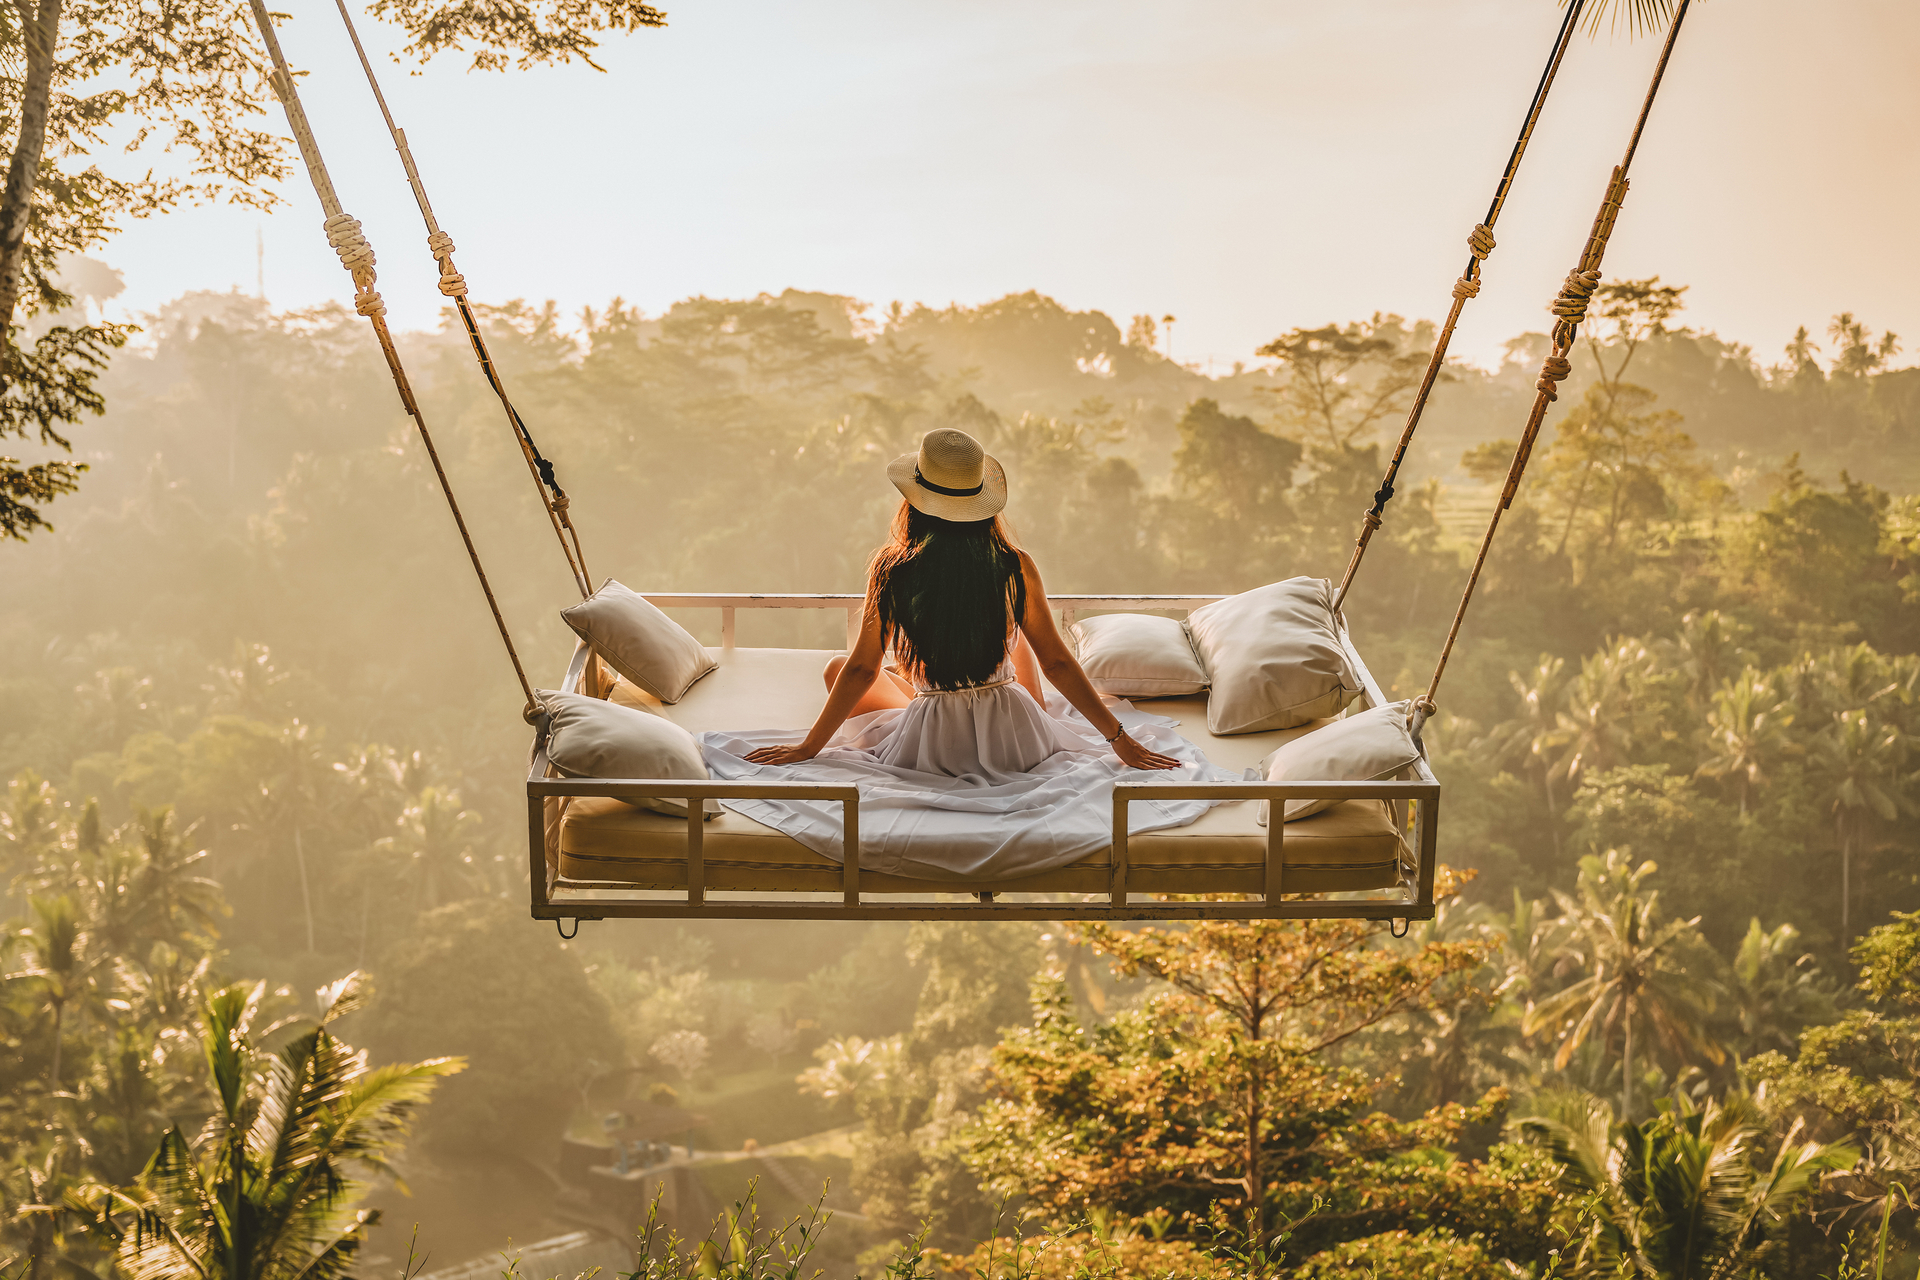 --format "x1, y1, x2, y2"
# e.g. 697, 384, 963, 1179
323, 213, 376, 276
354, 291, 387, 318
437, 271, 468, 298
1536, 354, 1572, 400
427, 230, 456, 260
1550, 268, 1601, 319
1467, 223, 1495, 259
1452, 273, 1482, 301
1549, 267, 1603, 348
